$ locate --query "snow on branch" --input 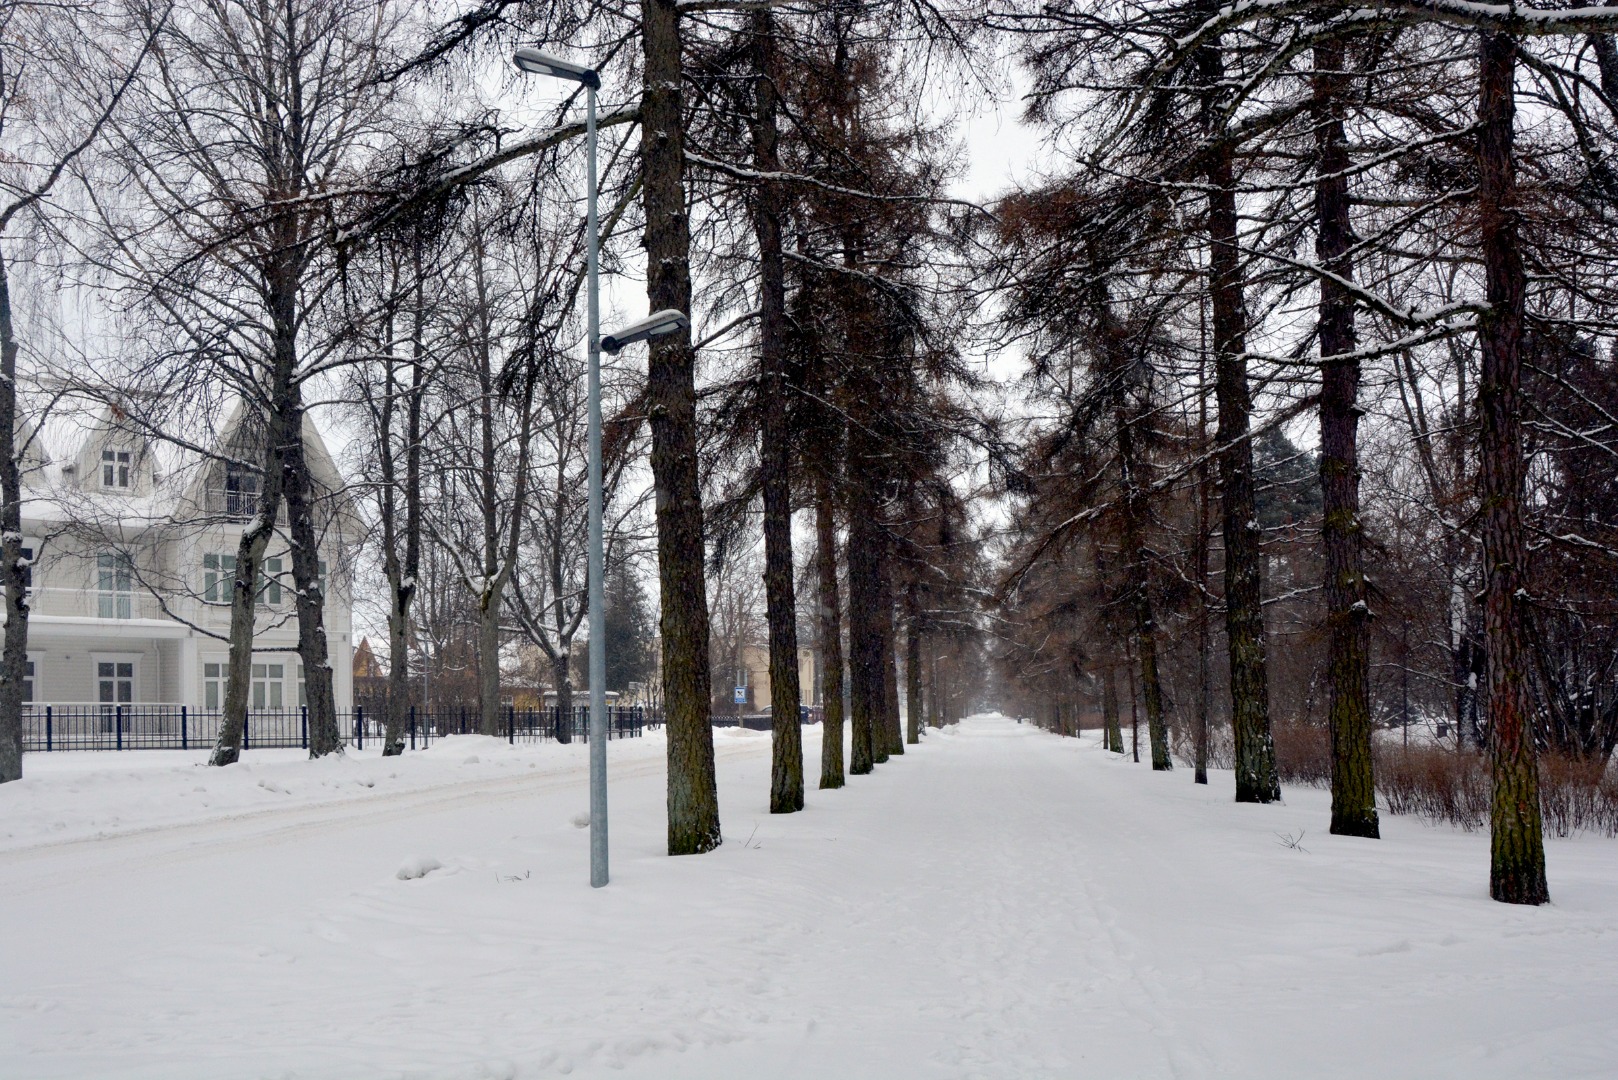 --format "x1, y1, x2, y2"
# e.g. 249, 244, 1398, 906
1169, 0, 1618, 75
